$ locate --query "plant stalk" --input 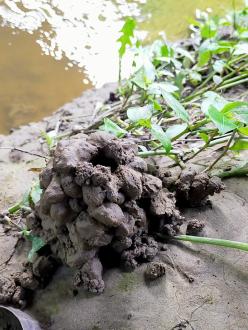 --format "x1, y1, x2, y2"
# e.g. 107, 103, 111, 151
175, 235, 248, 252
